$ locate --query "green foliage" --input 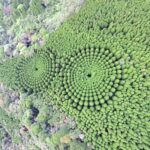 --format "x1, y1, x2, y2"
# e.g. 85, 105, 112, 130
70, 141, 87, 150
0, 47, 4, 59
31, 123, 42, 135
21, 109, 33, 126
0, 126, 5, 142
28, 0, 44, 15
0, 49, 60, 93
25, 98, 33, 109
50, 127, 69, 145
17, 4, 26, 16
16, 49, 60, 93
36, 106, 49, 122
0, 0, 150, 149
0, 108, 21, 143
0, 57, 21, 88
58, 47, 130, 111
